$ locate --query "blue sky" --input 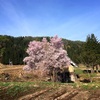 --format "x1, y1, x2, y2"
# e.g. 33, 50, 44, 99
0, 0, 100, 41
